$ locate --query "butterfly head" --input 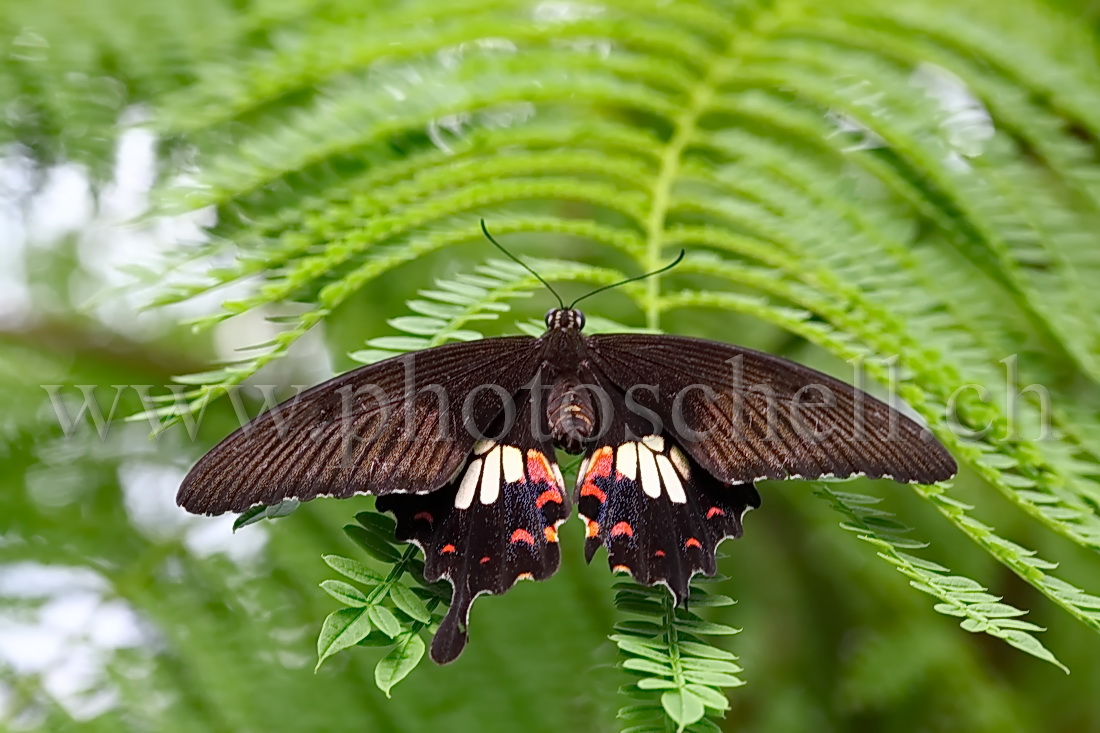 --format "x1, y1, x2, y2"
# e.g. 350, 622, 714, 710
545, 308, 586, 331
